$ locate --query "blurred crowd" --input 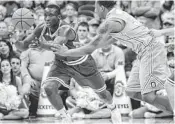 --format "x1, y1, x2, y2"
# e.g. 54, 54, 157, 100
0, 0, 174, 119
